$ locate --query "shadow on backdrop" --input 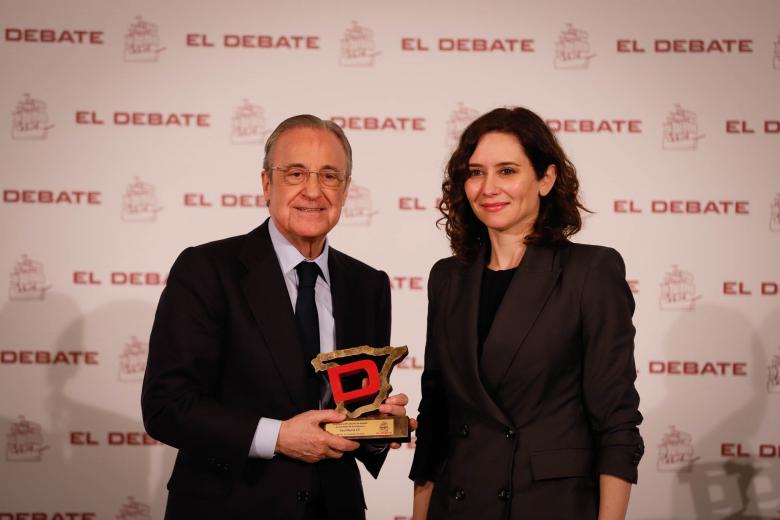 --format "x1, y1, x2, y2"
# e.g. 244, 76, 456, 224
0, 293, 176, 517
639, 303, 779, 520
